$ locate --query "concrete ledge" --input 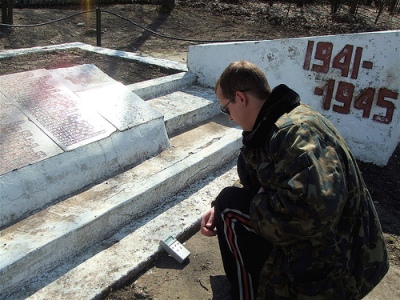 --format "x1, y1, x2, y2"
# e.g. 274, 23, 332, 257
128, 72, 197, 100
0, 66, 170, 229
364, 265, 400, 299
1, 118, 169, 229
147, 85, 219, 136
0, 42, 188, 73
20, 162, 238, 300
0, 115, 242, 299
188, 31, 400, 166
